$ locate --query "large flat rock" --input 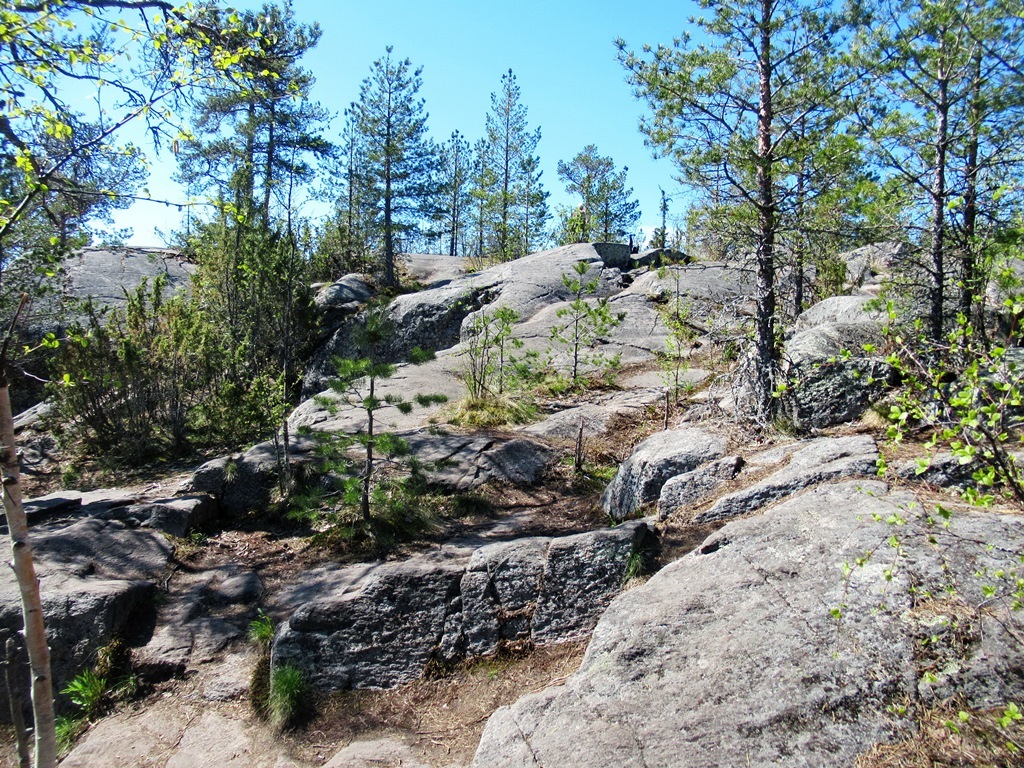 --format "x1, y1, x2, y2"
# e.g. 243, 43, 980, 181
0, 518, 172, 716
473, 482, 1024, 766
